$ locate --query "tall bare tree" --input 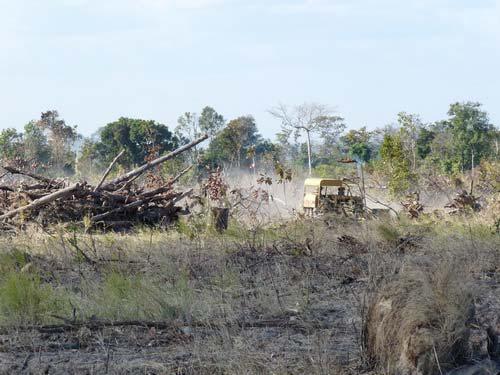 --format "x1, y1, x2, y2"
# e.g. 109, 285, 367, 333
175, 112, 201, 163
397, 112, 422, 172
37, 110, 78, 171
269, 103, 345, 175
